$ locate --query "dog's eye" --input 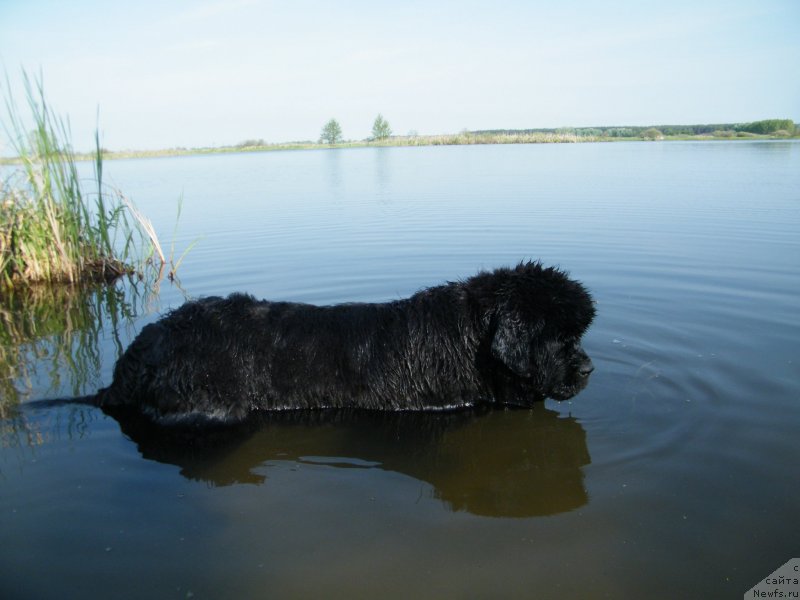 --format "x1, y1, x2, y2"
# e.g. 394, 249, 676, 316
562, 338, 581, 354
